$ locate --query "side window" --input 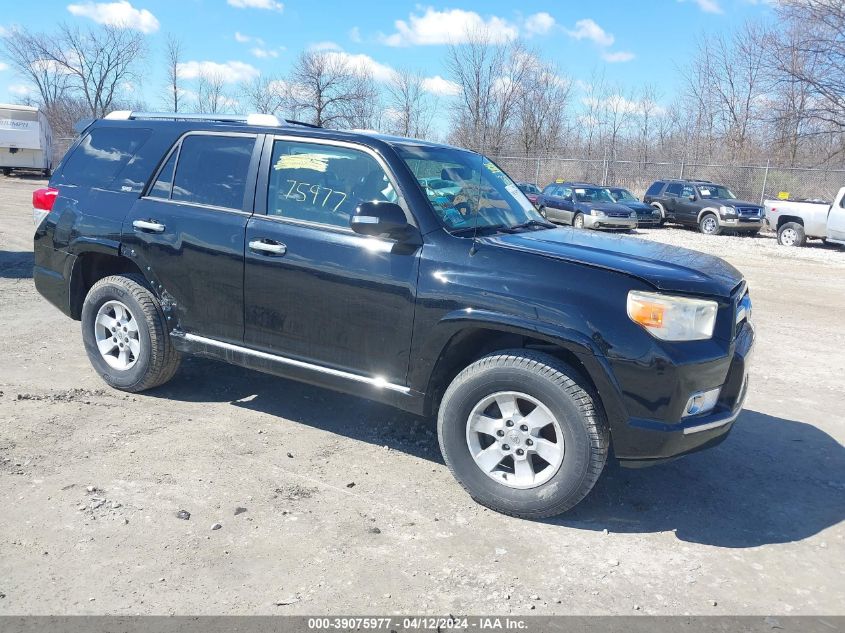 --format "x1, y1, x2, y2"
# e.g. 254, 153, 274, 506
559, 186, 573, 199
59, 126, 152, 189
665, 182, 683, 196
171, 134, 256, 209
542, 185, 556, 195
645, 181, 664, 196
148, 150, 178, 199
267, 140, 398, 229
681, 185, 695, 198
